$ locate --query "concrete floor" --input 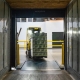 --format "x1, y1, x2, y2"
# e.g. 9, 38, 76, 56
19, 48, 62, 66
19, 48, 26, 64
46, 48, 62, 65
